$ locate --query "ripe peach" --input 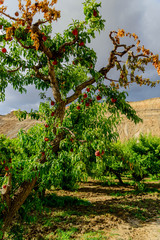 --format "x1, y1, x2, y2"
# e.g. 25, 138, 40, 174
96, 95, 102, 101
85, 102, 89, 107
83, 93, 87, 98
2, 48, 7, 53
93, 10, 98, 17
15, 12, 19, 17
95, 151, 100, 157
86, 88, 90, 92
72, 28, 78, 36
111, 98, 117, 103
79, 41, 84, 46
